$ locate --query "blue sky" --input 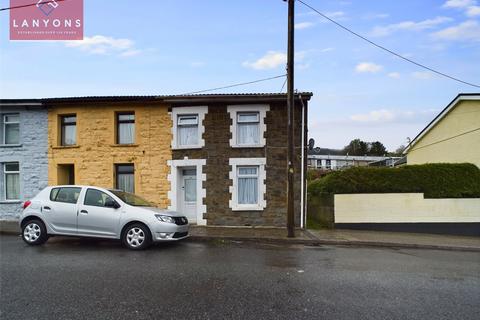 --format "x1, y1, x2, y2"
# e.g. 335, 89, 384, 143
1, 0, 479, 150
